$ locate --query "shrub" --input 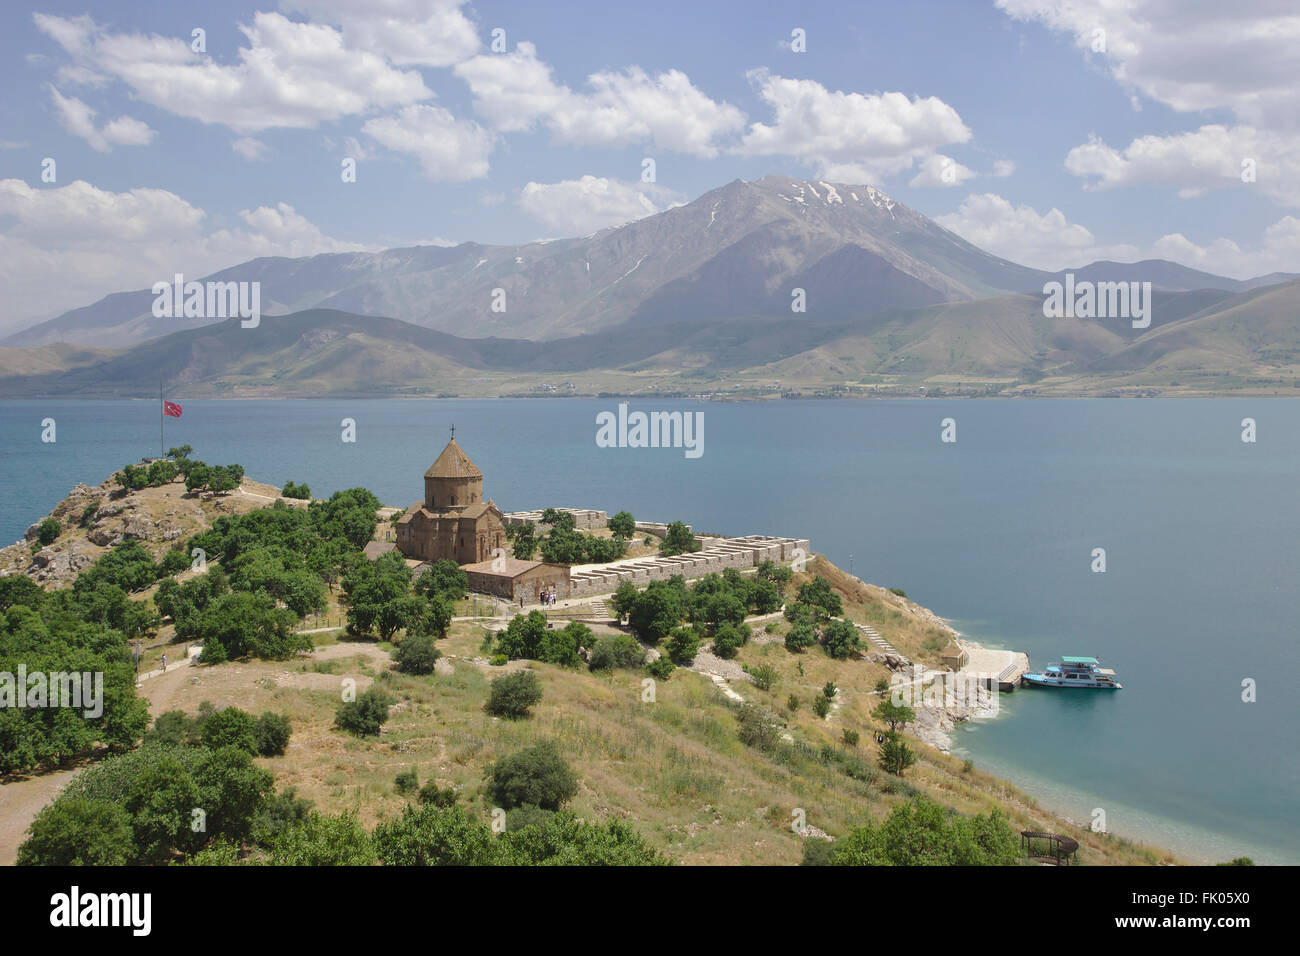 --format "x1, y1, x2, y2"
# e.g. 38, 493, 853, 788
489, 654, 508, 666
823, 681, 837, 699
201, 707, 259, 754
267, 810, 376, 866
784, 623, 816, 653
485, 670, 543, 719
813, 695, 831, 718
749, 663, 779, 691
787, 695, 800, 712
334, 688, 393, 737
254, 712, 292, 757
486, 741, 578, 811
281, 480, 311, 499
843, 728, 860, 747
711, 622, 745, 659
588, 634, 646, 671
537, 621, 587, 668
395, 632, 442, 675
821, 620, 862, 660
394, 769, 419, 795
665, 626, 700, 666
36, 518, 61, 545
418, 782, 458, 808
799, 838, 835, 866
146, 710, 203, 748
736, 703, 782, 751
644, 656, 674, 680
830, 796, 1019, 866
252, 788, 314, 844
